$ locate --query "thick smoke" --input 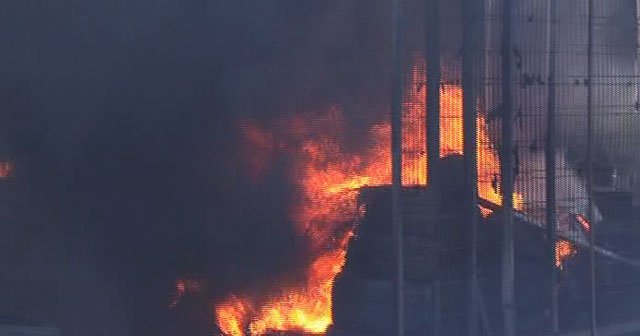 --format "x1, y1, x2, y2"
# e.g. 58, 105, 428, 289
0, 1, 392, 335
1, 1, 637, 335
